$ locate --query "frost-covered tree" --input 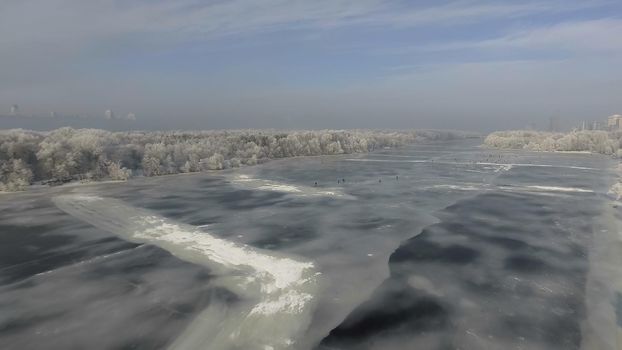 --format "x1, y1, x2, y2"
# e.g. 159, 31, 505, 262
485, 130, 622, 155
0, 159, 33, 191
106, 161, 132, 181
201, 153, 225, 170
142, 143, 167, 176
